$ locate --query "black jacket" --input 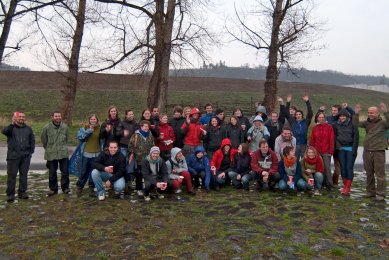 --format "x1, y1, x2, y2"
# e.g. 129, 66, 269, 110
333, 119, 359, 155
169, 116, 186, 148
117, 119, 139, 147
224, 123, 245, 149
93, 151, 126, 183
204, 125, 226, 152
2, 124, 35, 160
